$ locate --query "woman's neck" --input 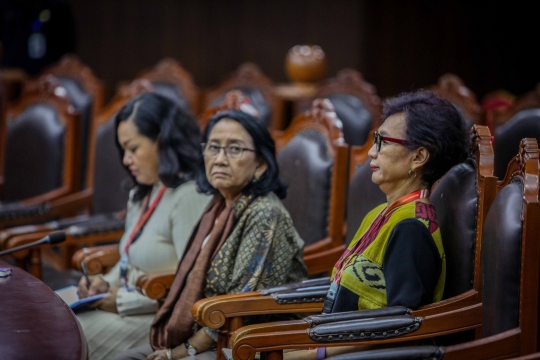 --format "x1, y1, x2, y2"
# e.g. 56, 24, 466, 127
385, 180, 428, 206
